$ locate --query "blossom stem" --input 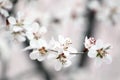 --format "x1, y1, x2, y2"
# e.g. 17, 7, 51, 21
104, 46, 111, 50
48, 49, 84, 54
70, 52, 84, 54
48, 49, 58, 53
